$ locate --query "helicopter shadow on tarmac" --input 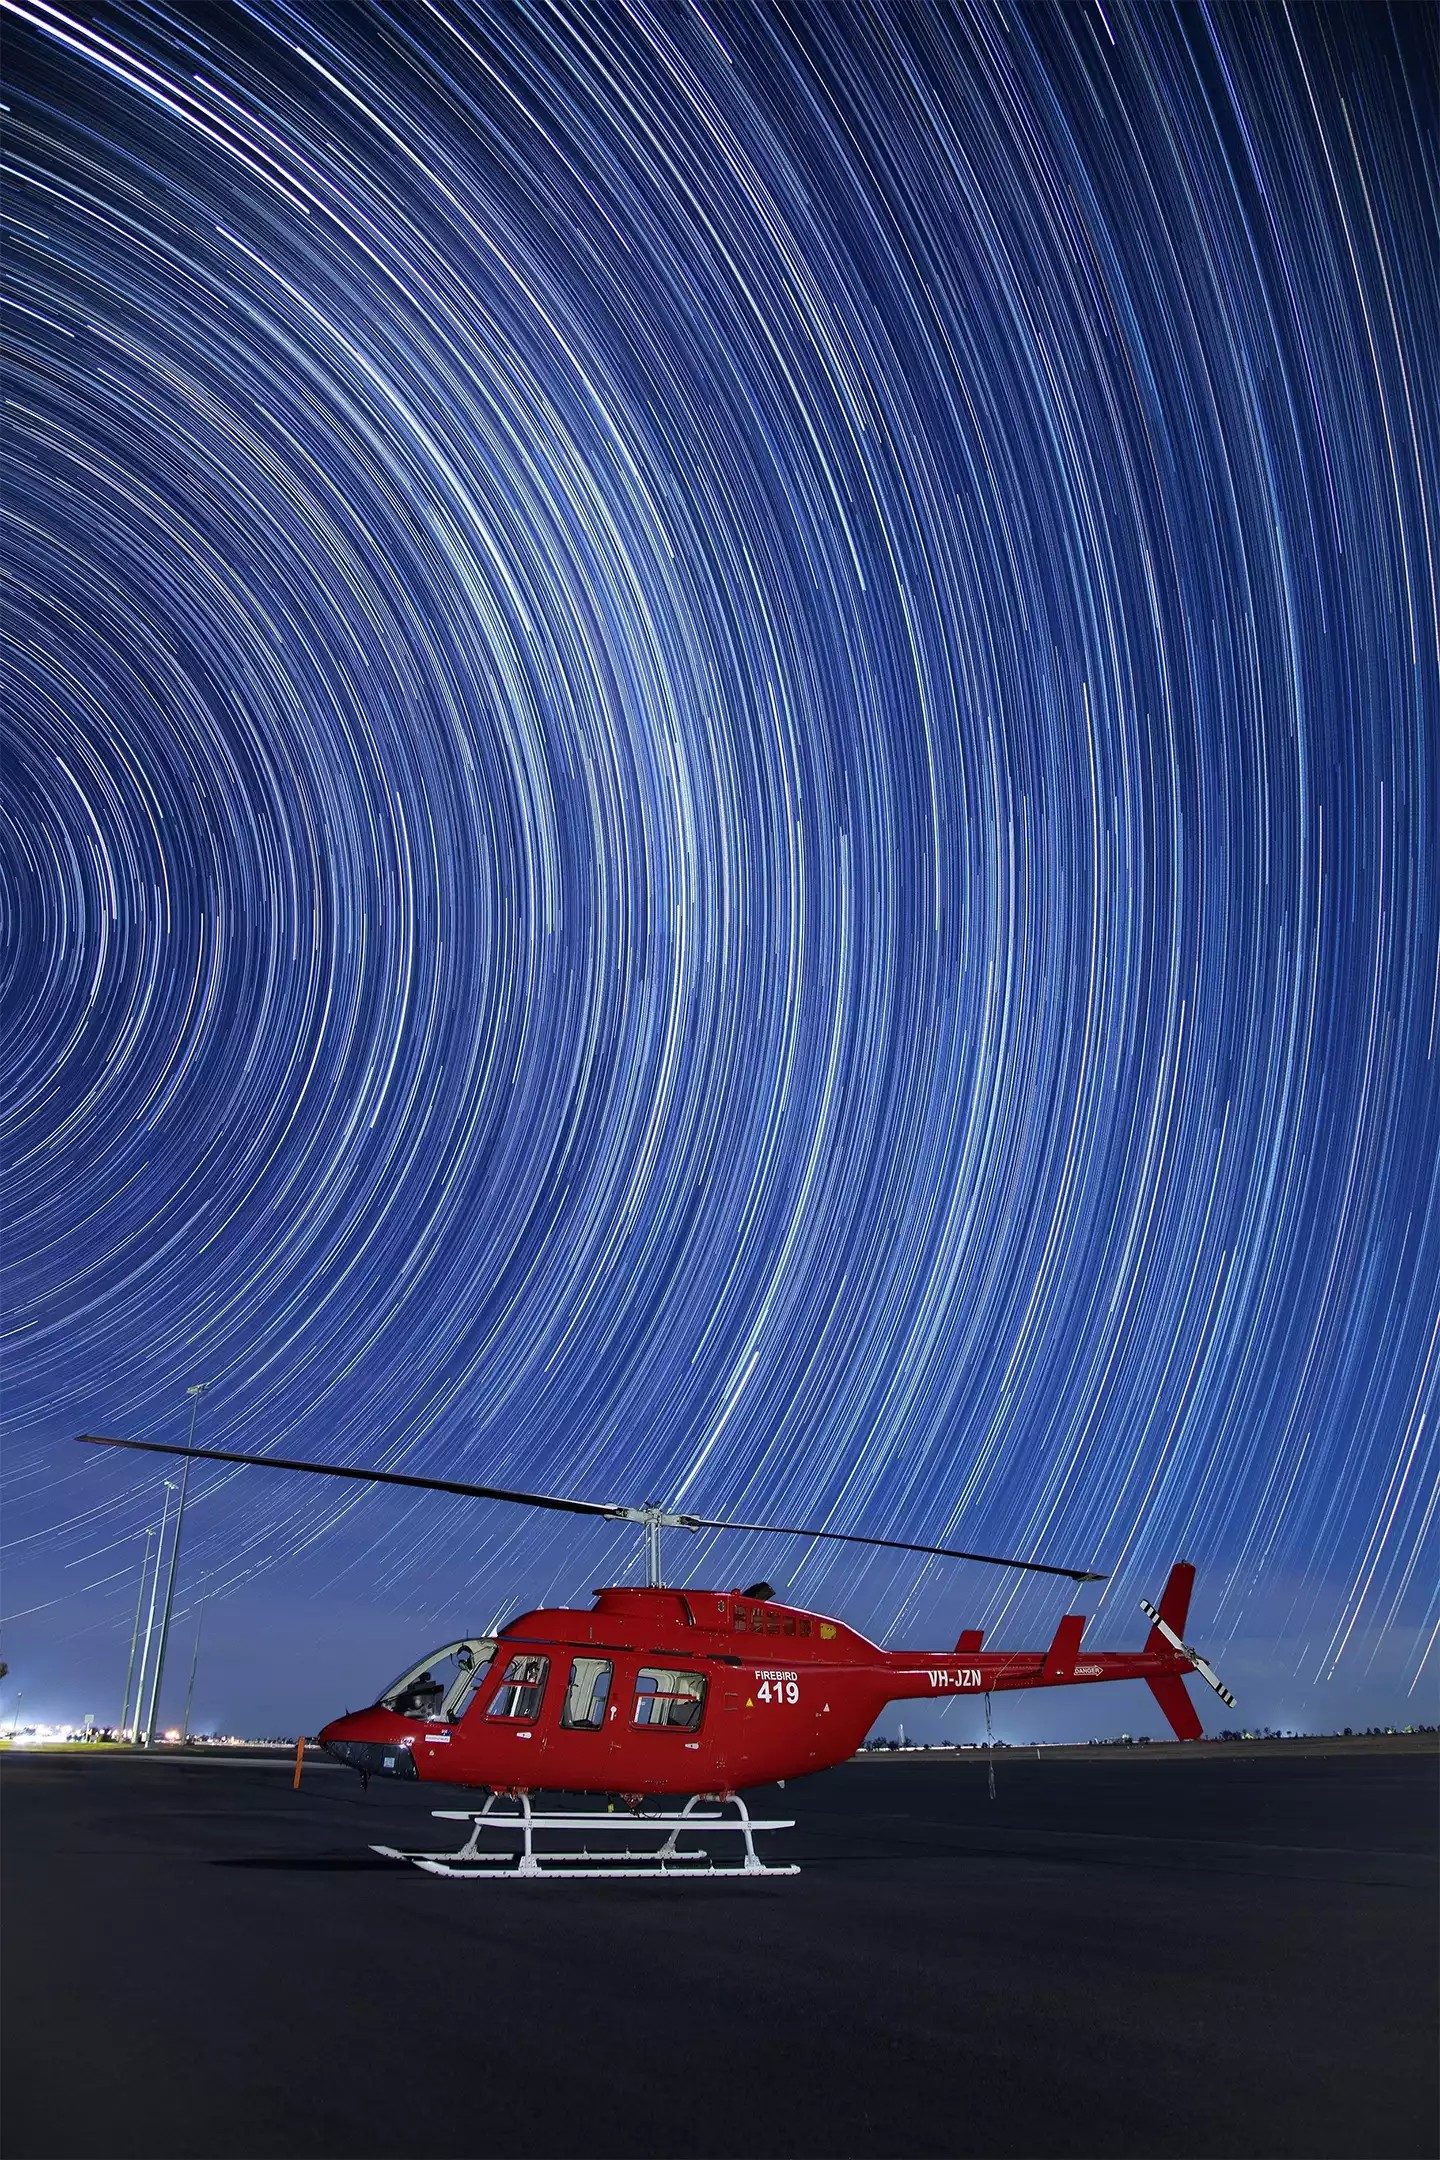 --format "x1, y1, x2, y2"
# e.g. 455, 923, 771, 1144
213, 1851, 397, 1871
